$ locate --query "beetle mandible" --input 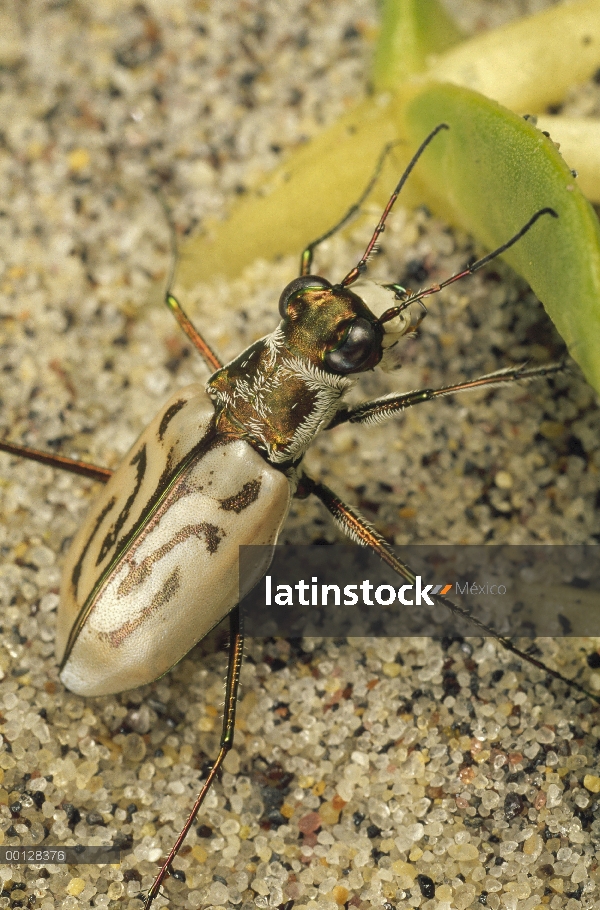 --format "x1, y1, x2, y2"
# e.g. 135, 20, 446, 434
1, 124, 576, 907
